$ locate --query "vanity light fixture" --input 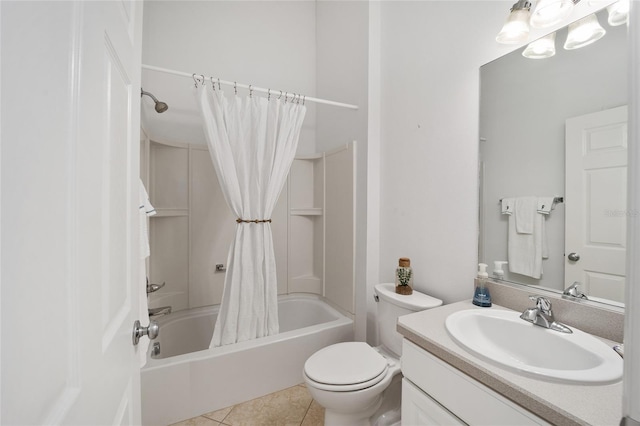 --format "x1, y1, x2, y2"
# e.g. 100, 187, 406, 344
607, 0, 629, 26
496, 0, 533, 44
564, 13, 606, 50
523, 32, 557, 58
530, 0, 577, 29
